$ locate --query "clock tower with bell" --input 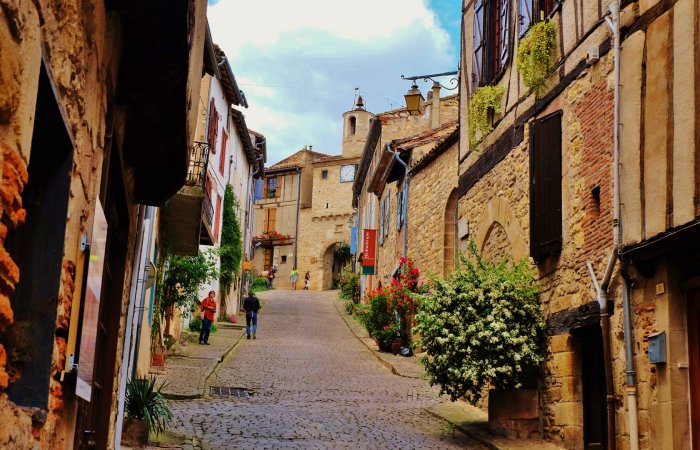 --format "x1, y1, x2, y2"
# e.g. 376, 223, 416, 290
341, 95, 375, 159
